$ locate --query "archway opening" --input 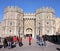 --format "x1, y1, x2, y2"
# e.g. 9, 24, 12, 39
26, 28, 32, 37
